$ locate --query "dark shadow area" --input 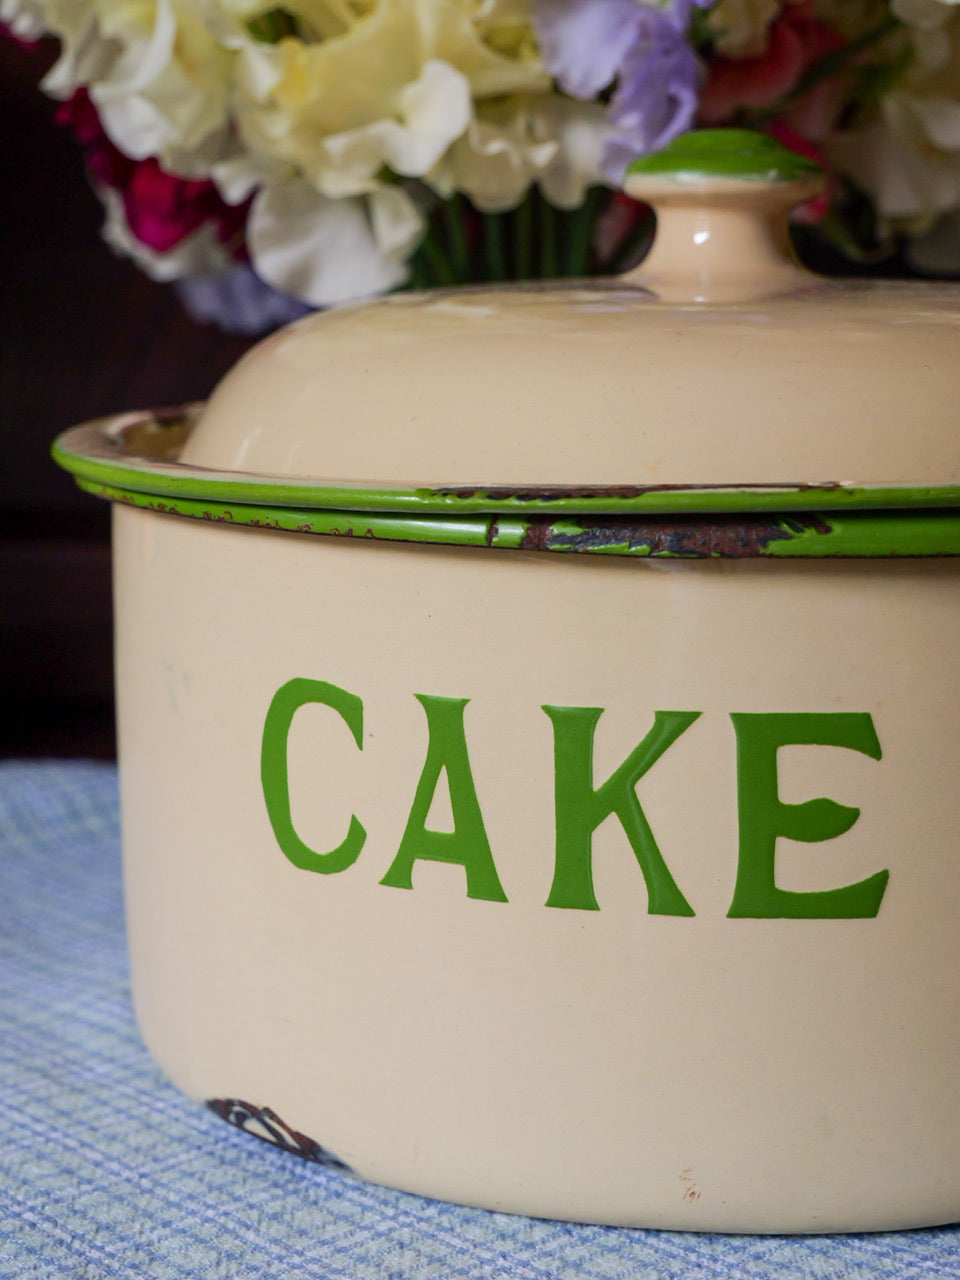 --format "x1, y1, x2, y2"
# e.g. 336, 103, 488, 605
0, 40, 256, 758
